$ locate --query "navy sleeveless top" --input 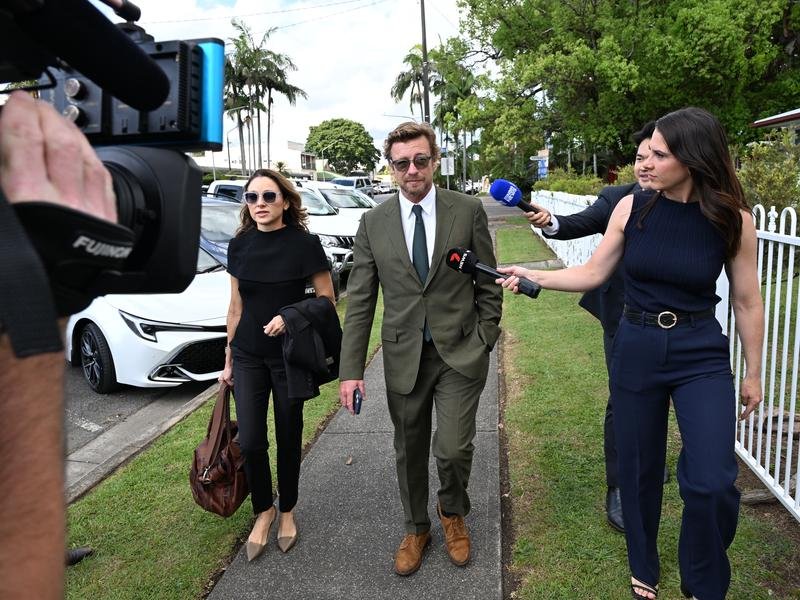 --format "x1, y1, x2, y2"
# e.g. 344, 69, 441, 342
622, 191, 726, 313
